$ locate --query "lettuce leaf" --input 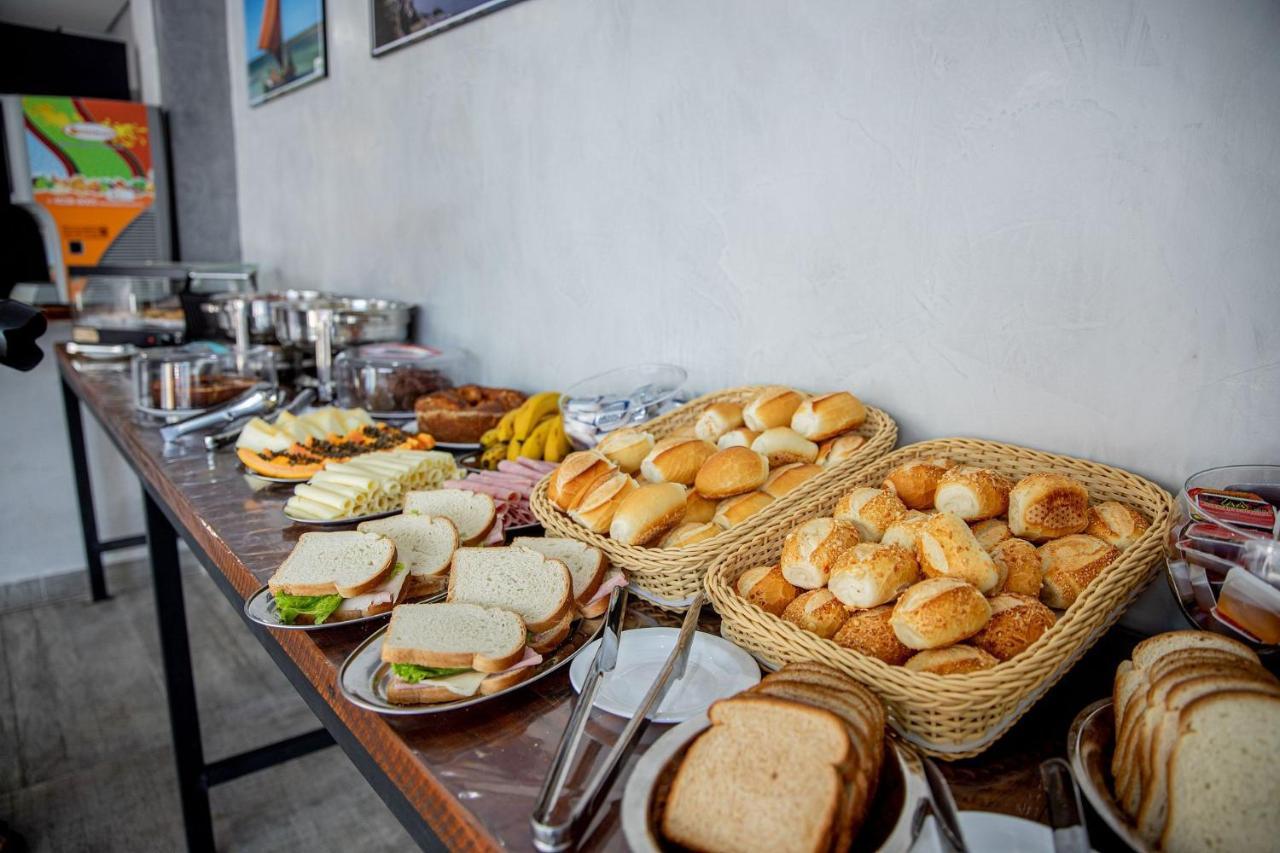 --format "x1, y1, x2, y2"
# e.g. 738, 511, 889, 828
390, 663, 472, 683
393, 561, 407, 576
273, 592, 343, 625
